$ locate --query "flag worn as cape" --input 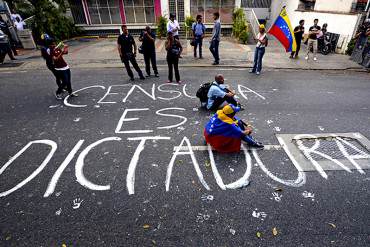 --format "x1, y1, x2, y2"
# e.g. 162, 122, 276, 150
204, 110, 243, 153
268, 7, 297, 52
